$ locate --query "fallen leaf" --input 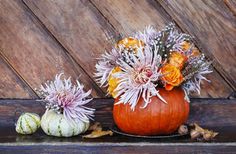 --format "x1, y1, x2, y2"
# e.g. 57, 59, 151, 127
82, 130, 113, 138
190, 123, 218, 141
